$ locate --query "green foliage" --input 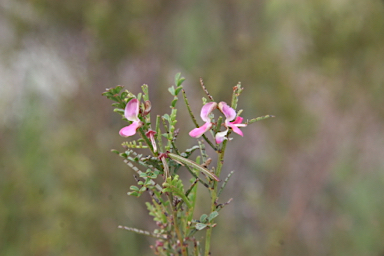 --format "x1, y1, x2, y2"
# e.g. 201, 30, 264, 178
162, 175, 192, 209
